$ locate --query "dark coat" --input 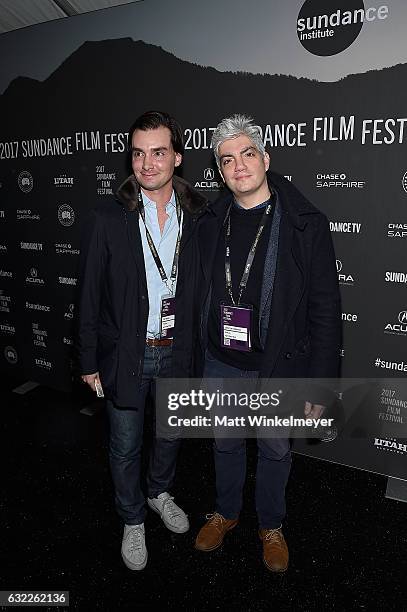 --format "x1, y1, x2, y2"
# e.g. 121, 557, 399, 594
76, 174, 209, 408
196, 171, 342, 383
